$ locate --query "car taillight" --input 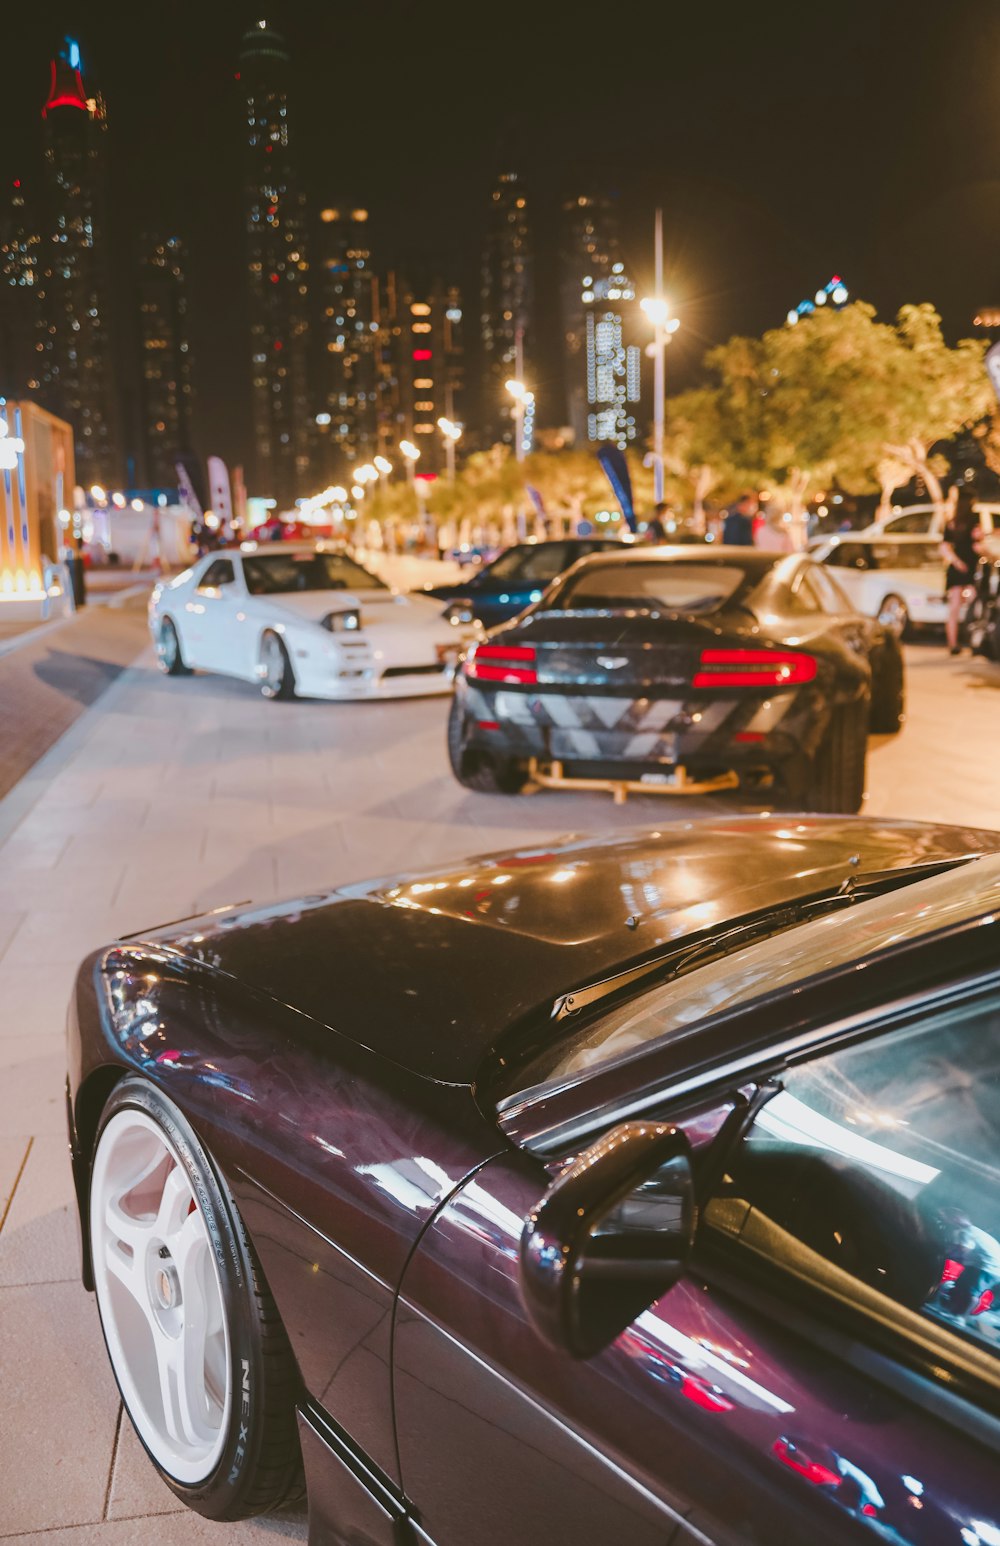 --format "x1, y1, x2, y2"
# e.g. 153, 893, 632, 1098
693, 648, 817, 689
465, 643, 537, 685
